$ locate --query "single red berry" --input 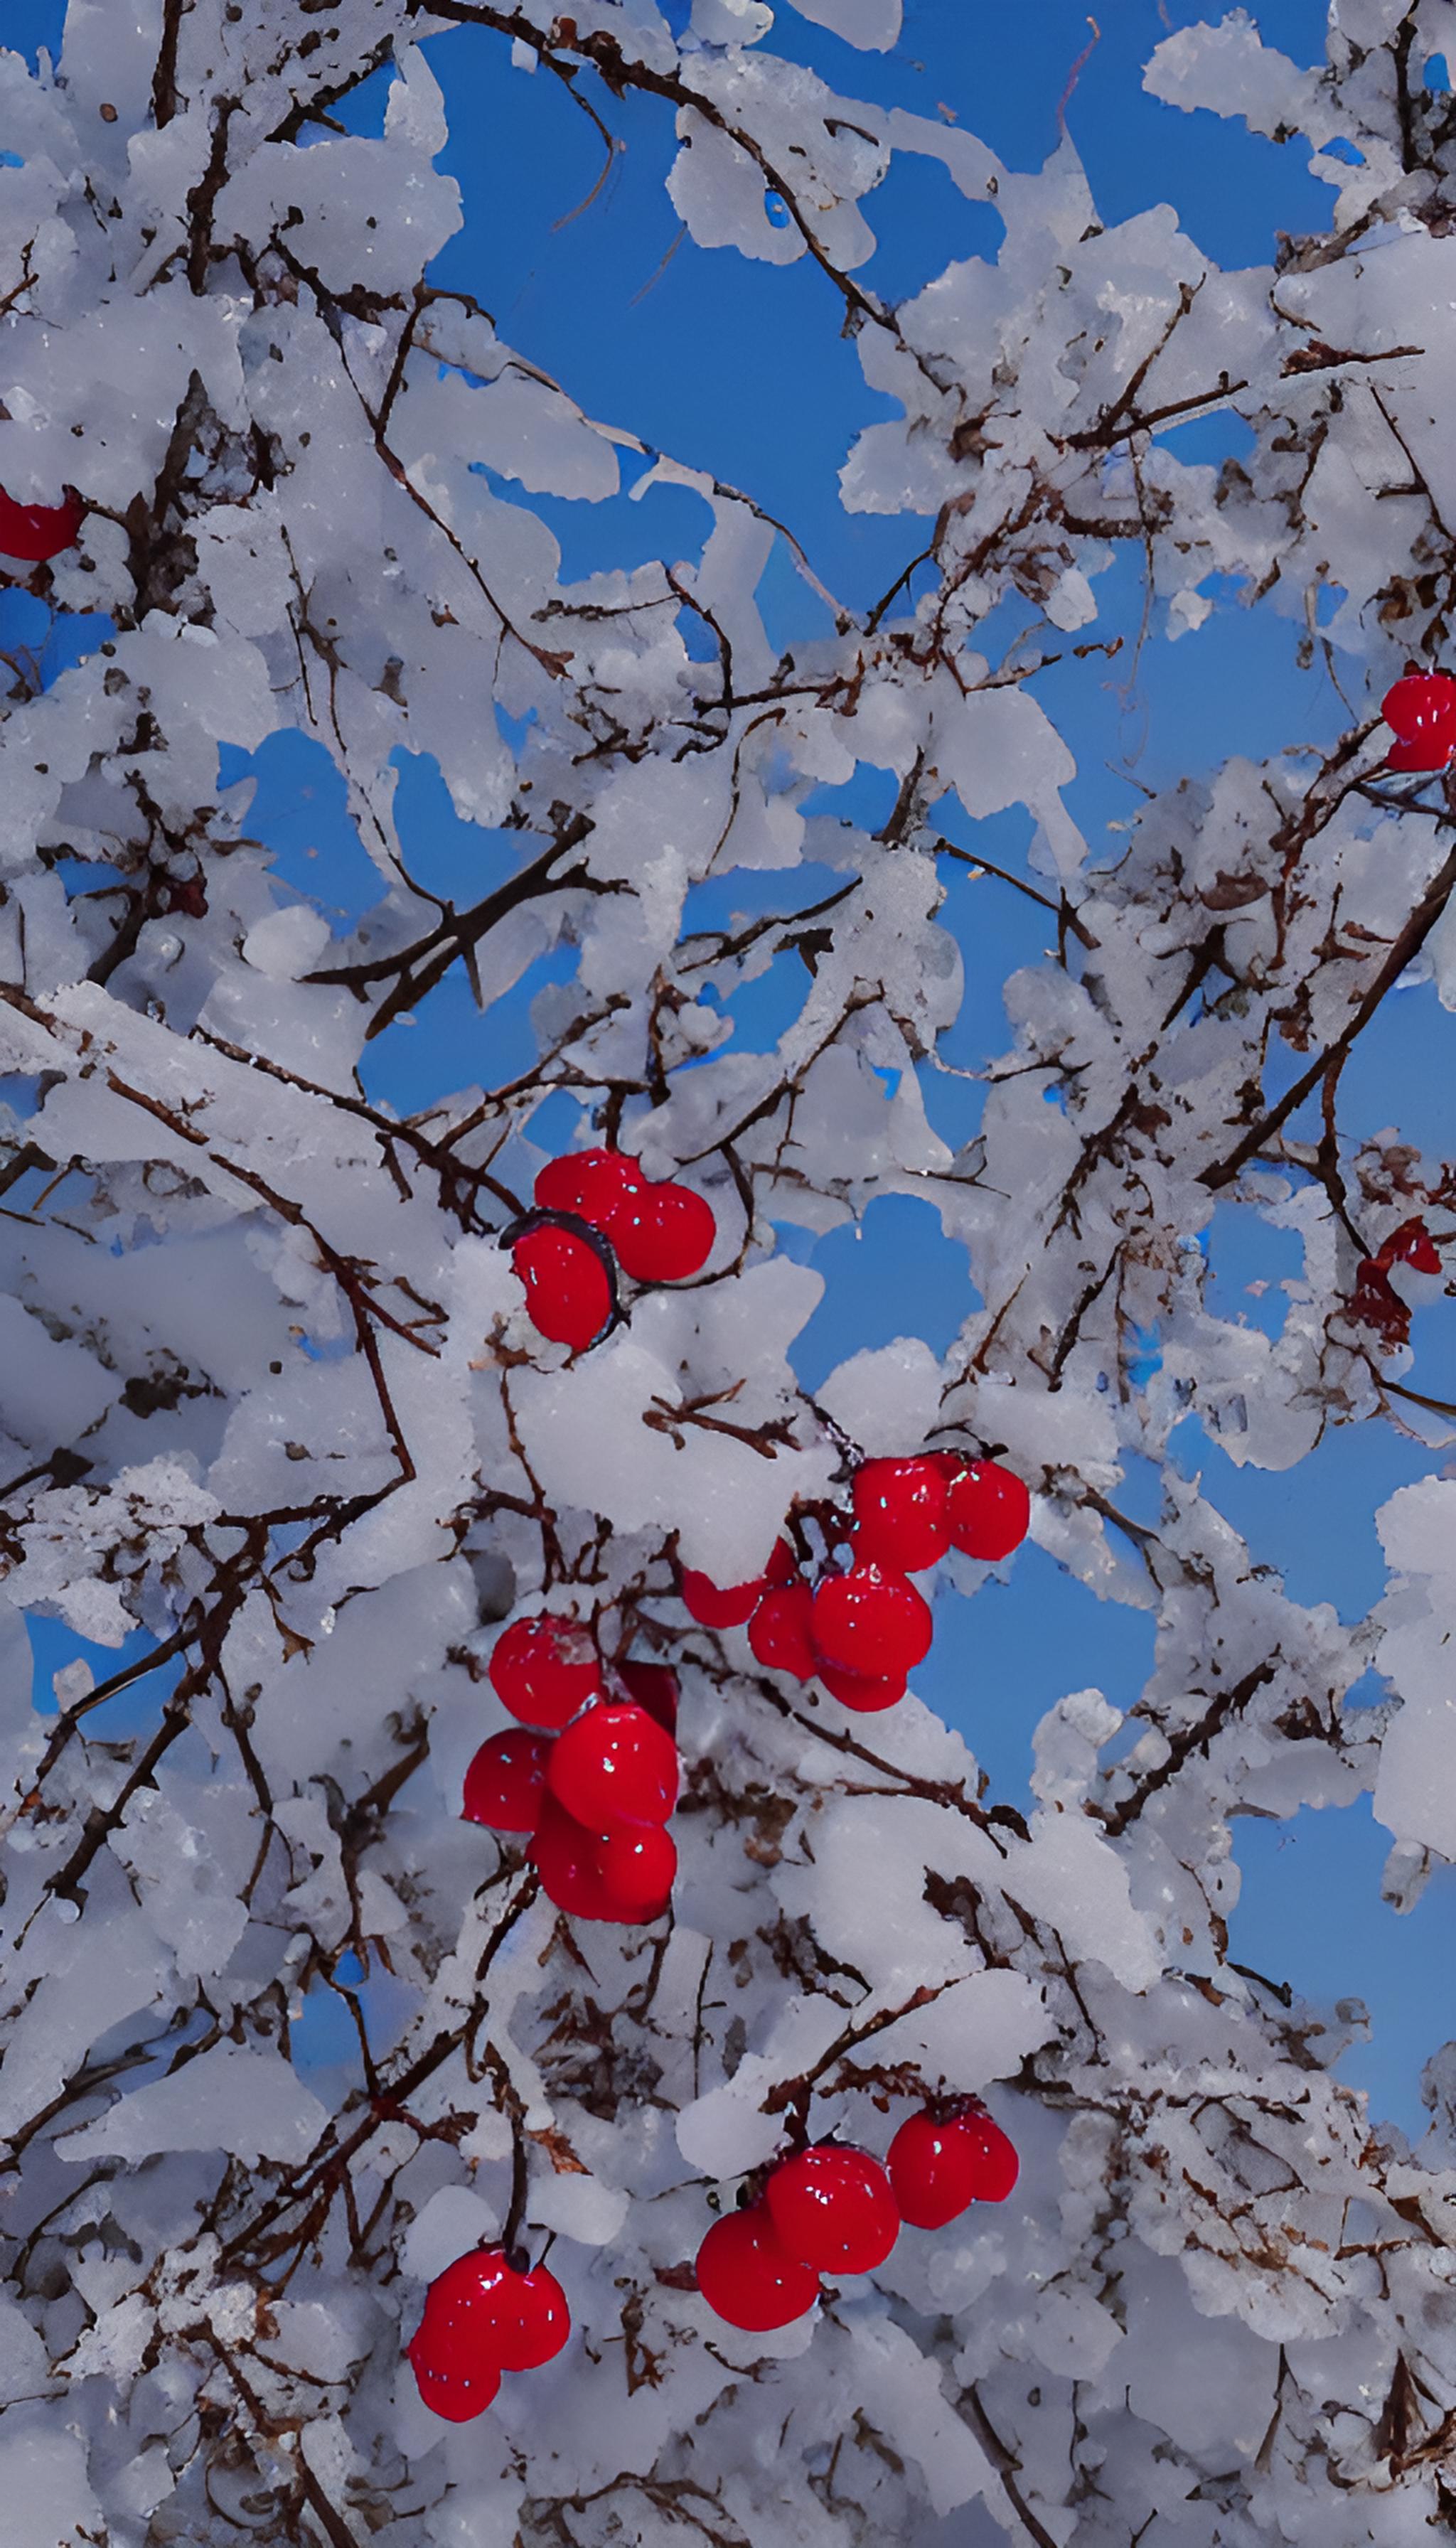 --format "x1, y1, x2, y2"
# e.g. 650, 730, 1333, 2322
513, 1224, 613, 1351
815, 1656, 906, 1713
746, 1578, 818, 1681
1382, 670, 1456, 772
547, 1700, 679, 1828
682, 1566, 765, 1629
408, 2249, 514, 2420
490, 1614, 601, 1730
765, 2145, 900, 2276
0, 485, 82, 564
498, 2259, 571, 2371
810, 1563, 932, 1678
616, 1658, 680, 1733
943, 1460, 1031, 1563
695, 2205, 820, 2331
532, 1147, 644, 1228
529, 1795, 624, 1920
594, 1817, 677, 1916
851, 1457, 951, 1572
411, 2246, 570, 2387
407, 2336, 500, 2421
940, 2105, 1019, 2203
1380, 1216, 1441, 1275
609, 1180, 716, 1282
462, 1729, 553, 1831
887, 2108, 1017, 2227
